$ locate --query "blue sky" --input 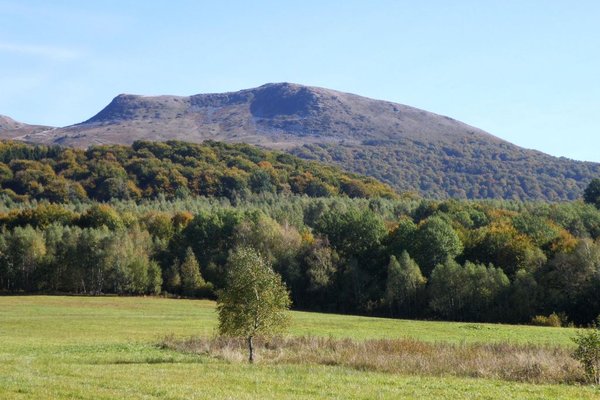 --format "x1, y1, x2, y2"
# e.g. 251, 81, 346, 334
1, 1, 599, 161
